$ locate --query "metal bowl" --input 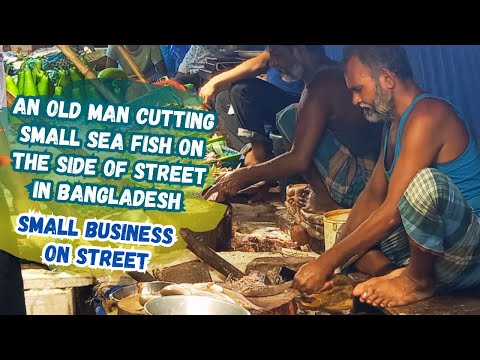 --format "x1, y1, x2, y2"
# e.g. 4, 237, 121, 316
144, 296, 251, 315
110, 281, 173, 303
